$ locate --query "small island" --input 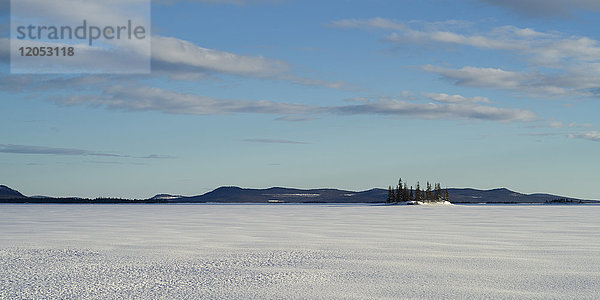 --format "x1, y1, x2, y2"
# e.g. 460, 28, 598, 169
387, 178, 451, 205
